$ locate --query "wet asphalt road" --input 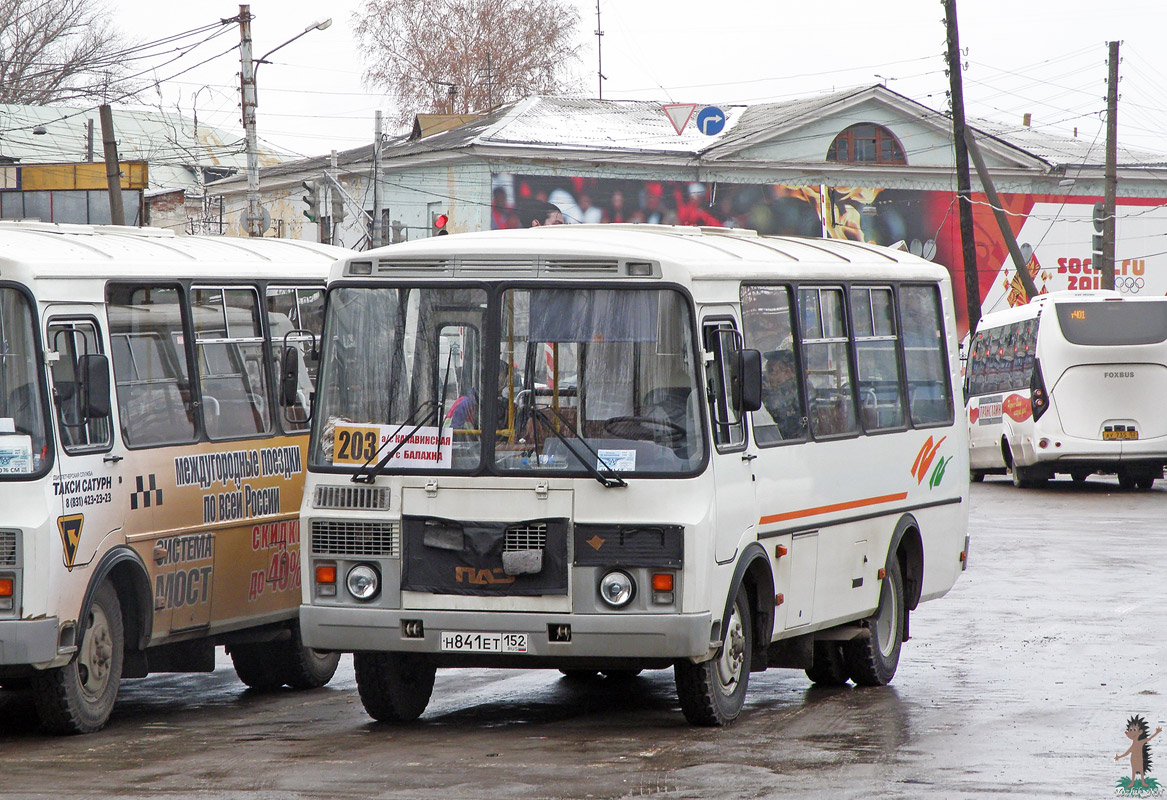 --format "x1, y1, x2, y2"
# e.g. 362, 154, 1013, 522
2, 477, 1165, 799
